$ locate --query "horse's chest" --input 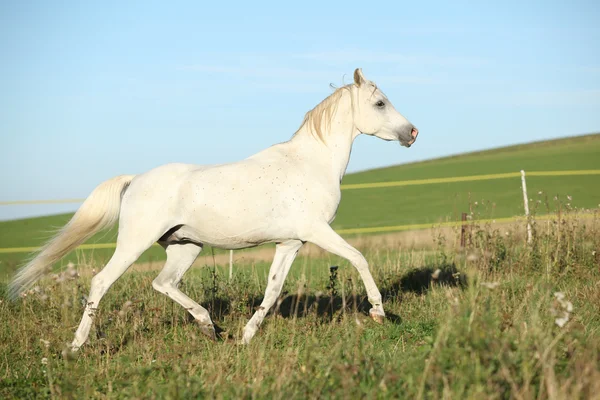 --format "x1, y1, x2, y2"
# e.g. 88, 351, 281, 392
304, 186, 341, 223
